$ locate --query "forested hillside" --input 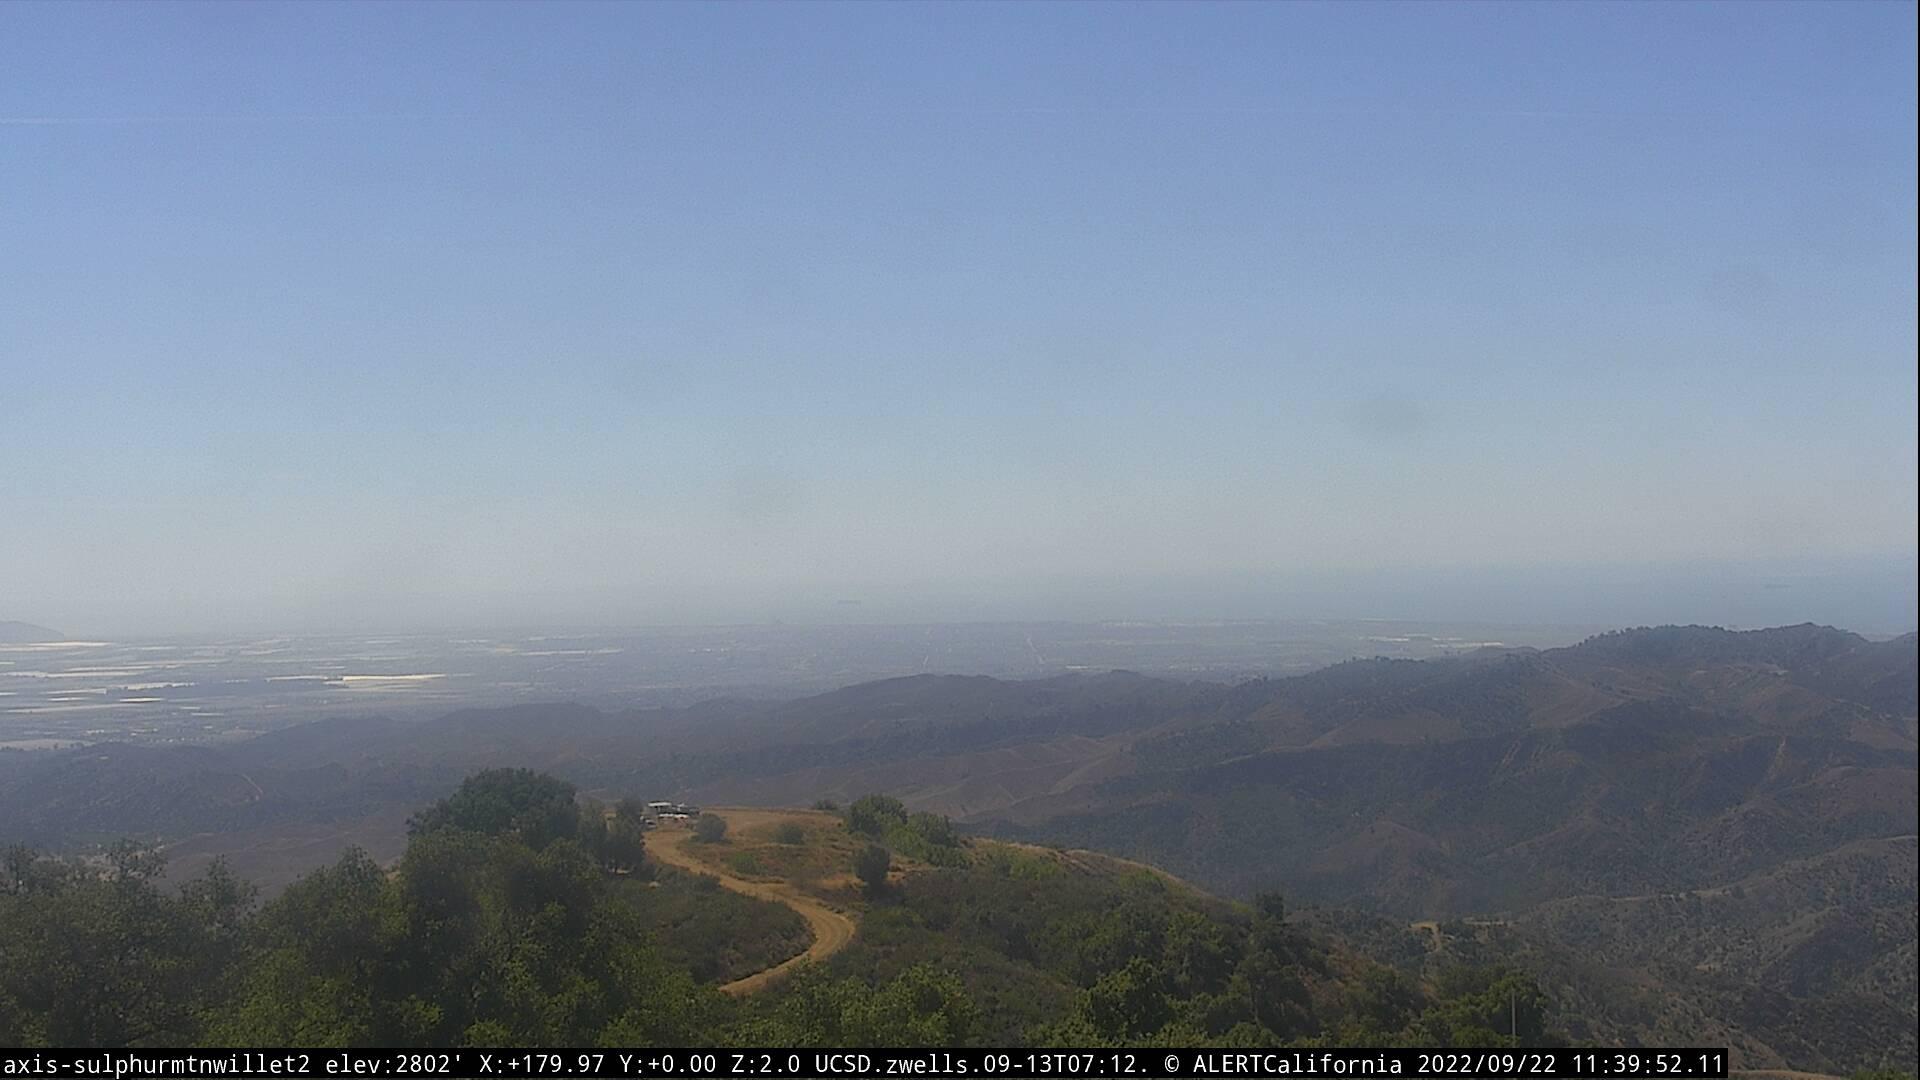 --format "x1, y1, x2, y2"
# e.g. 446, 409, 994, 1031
1, 770, 1577, 1051
983, 627, 1918, 1073
0, 625, 1912, 1070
